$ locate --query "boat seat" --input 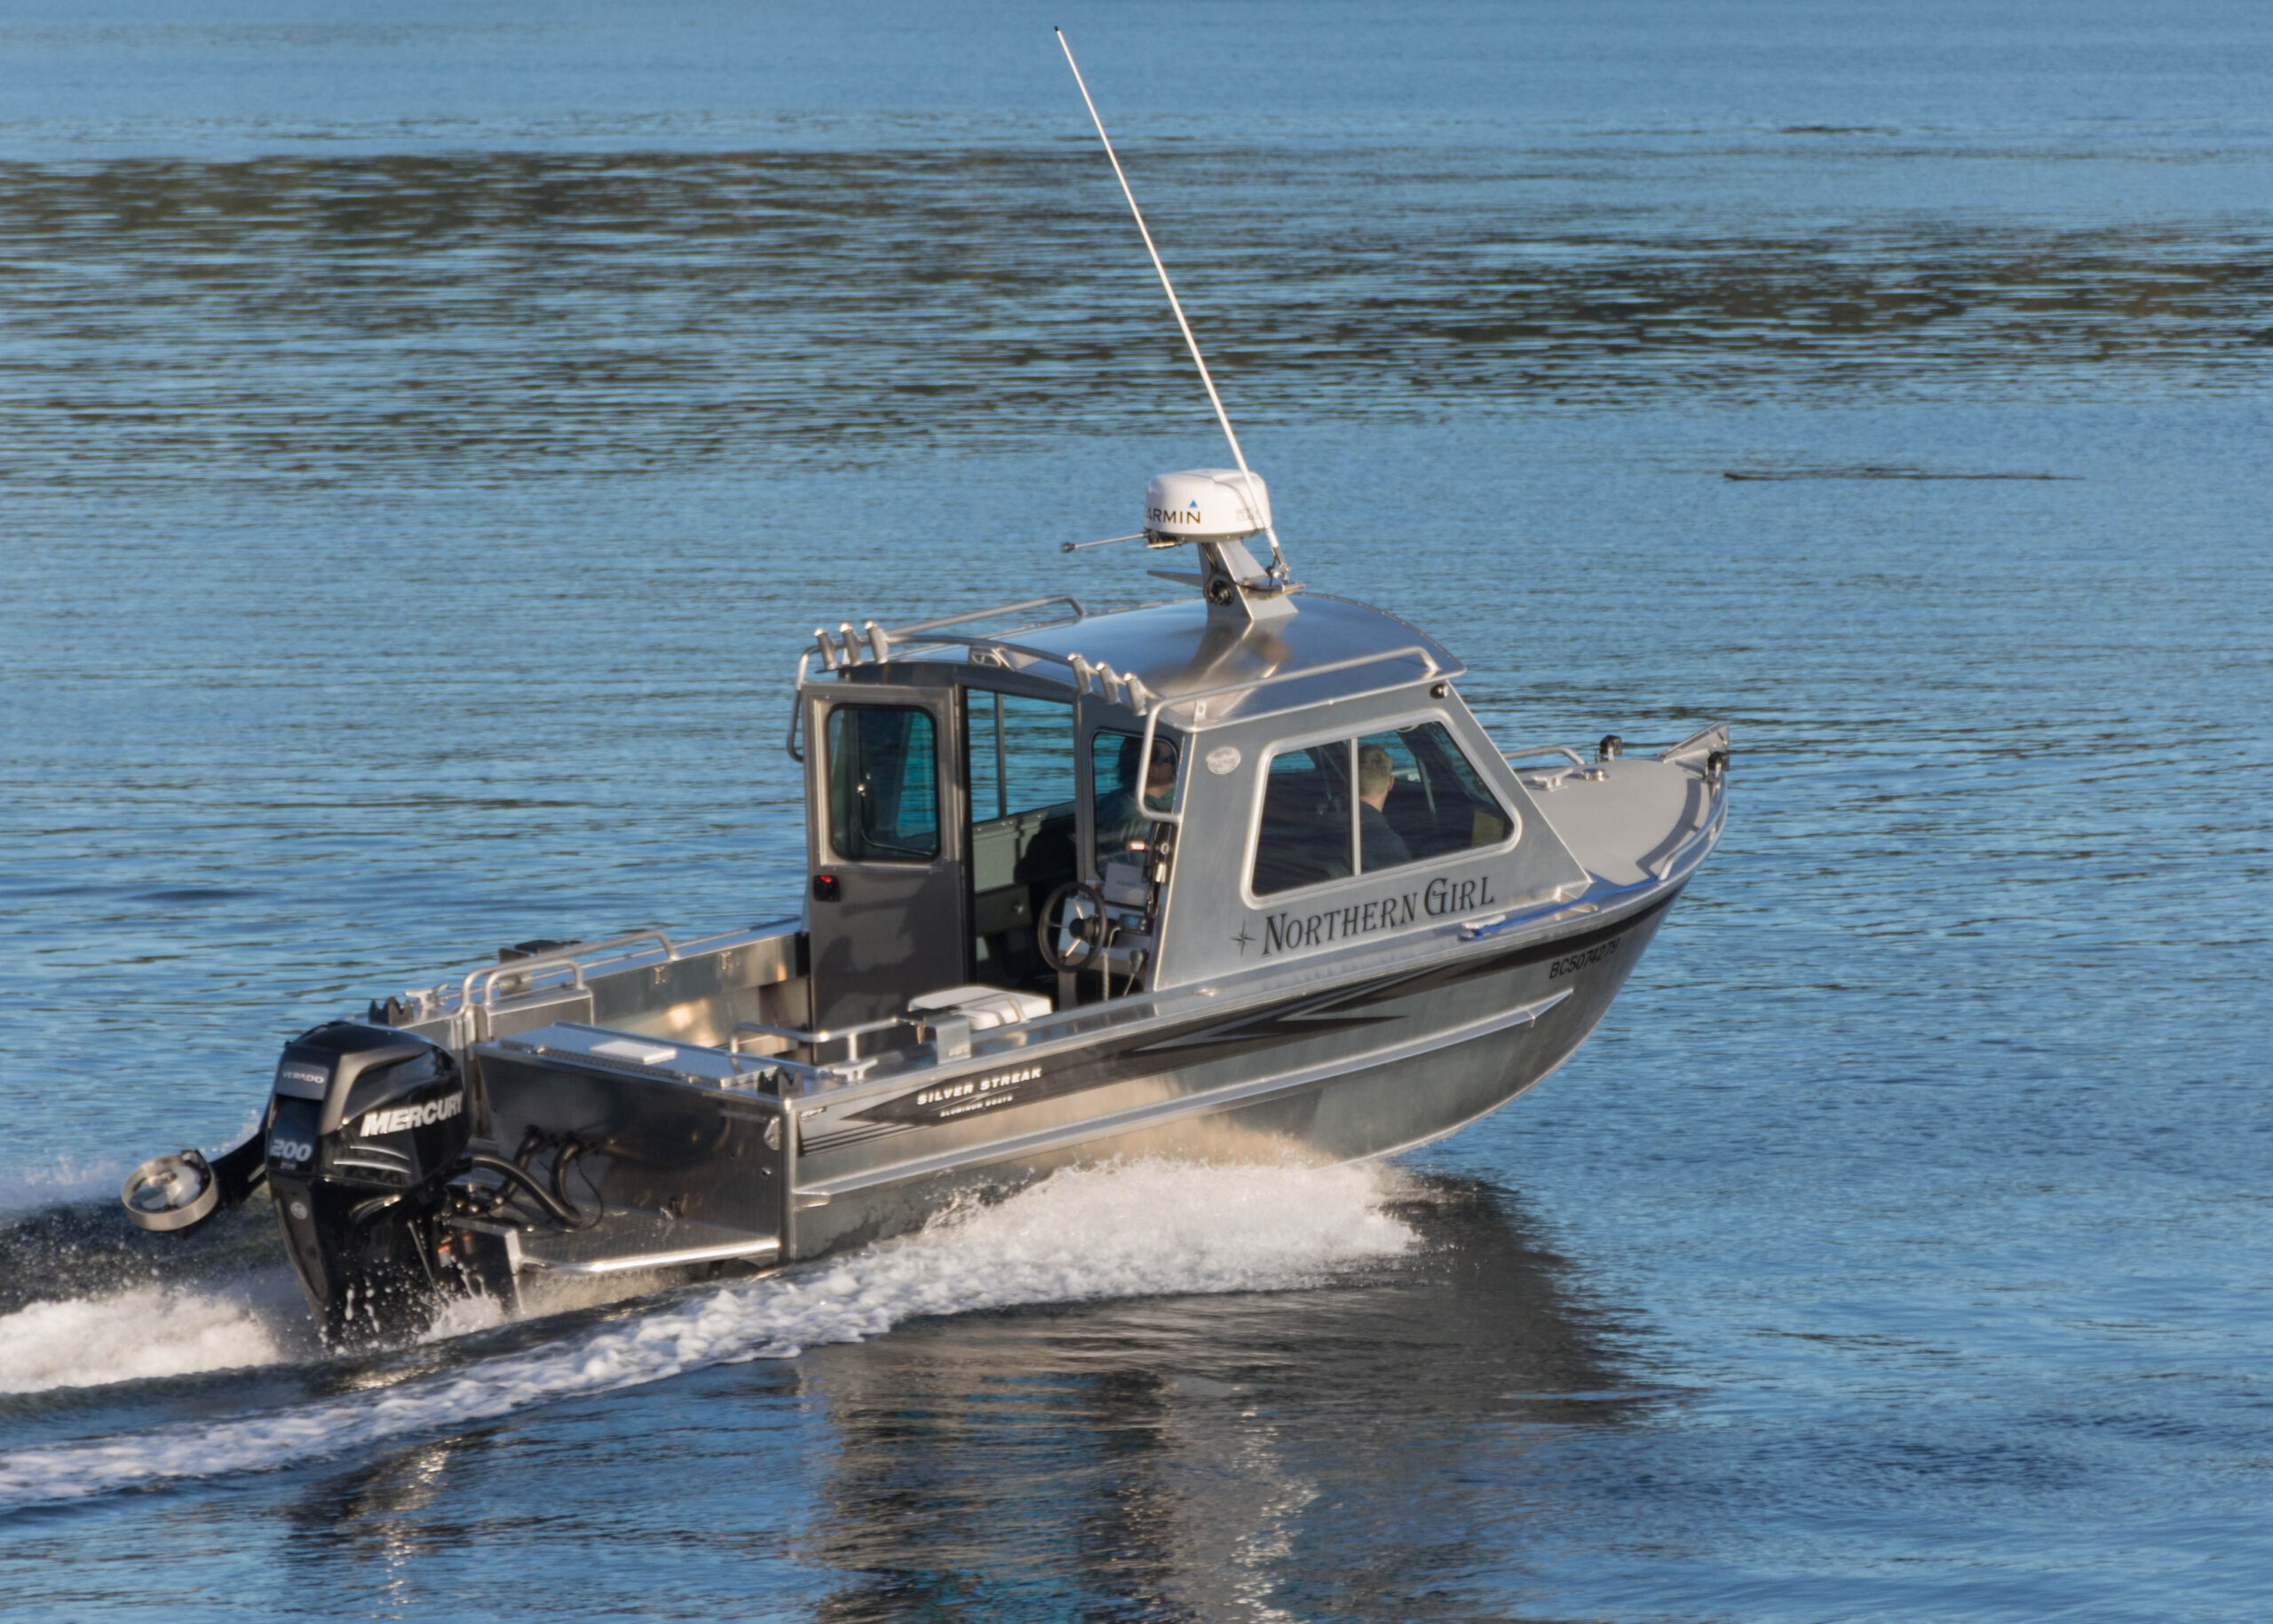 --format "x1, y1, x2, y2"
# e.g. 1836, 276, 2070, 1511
907, 985, 1053, 1031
